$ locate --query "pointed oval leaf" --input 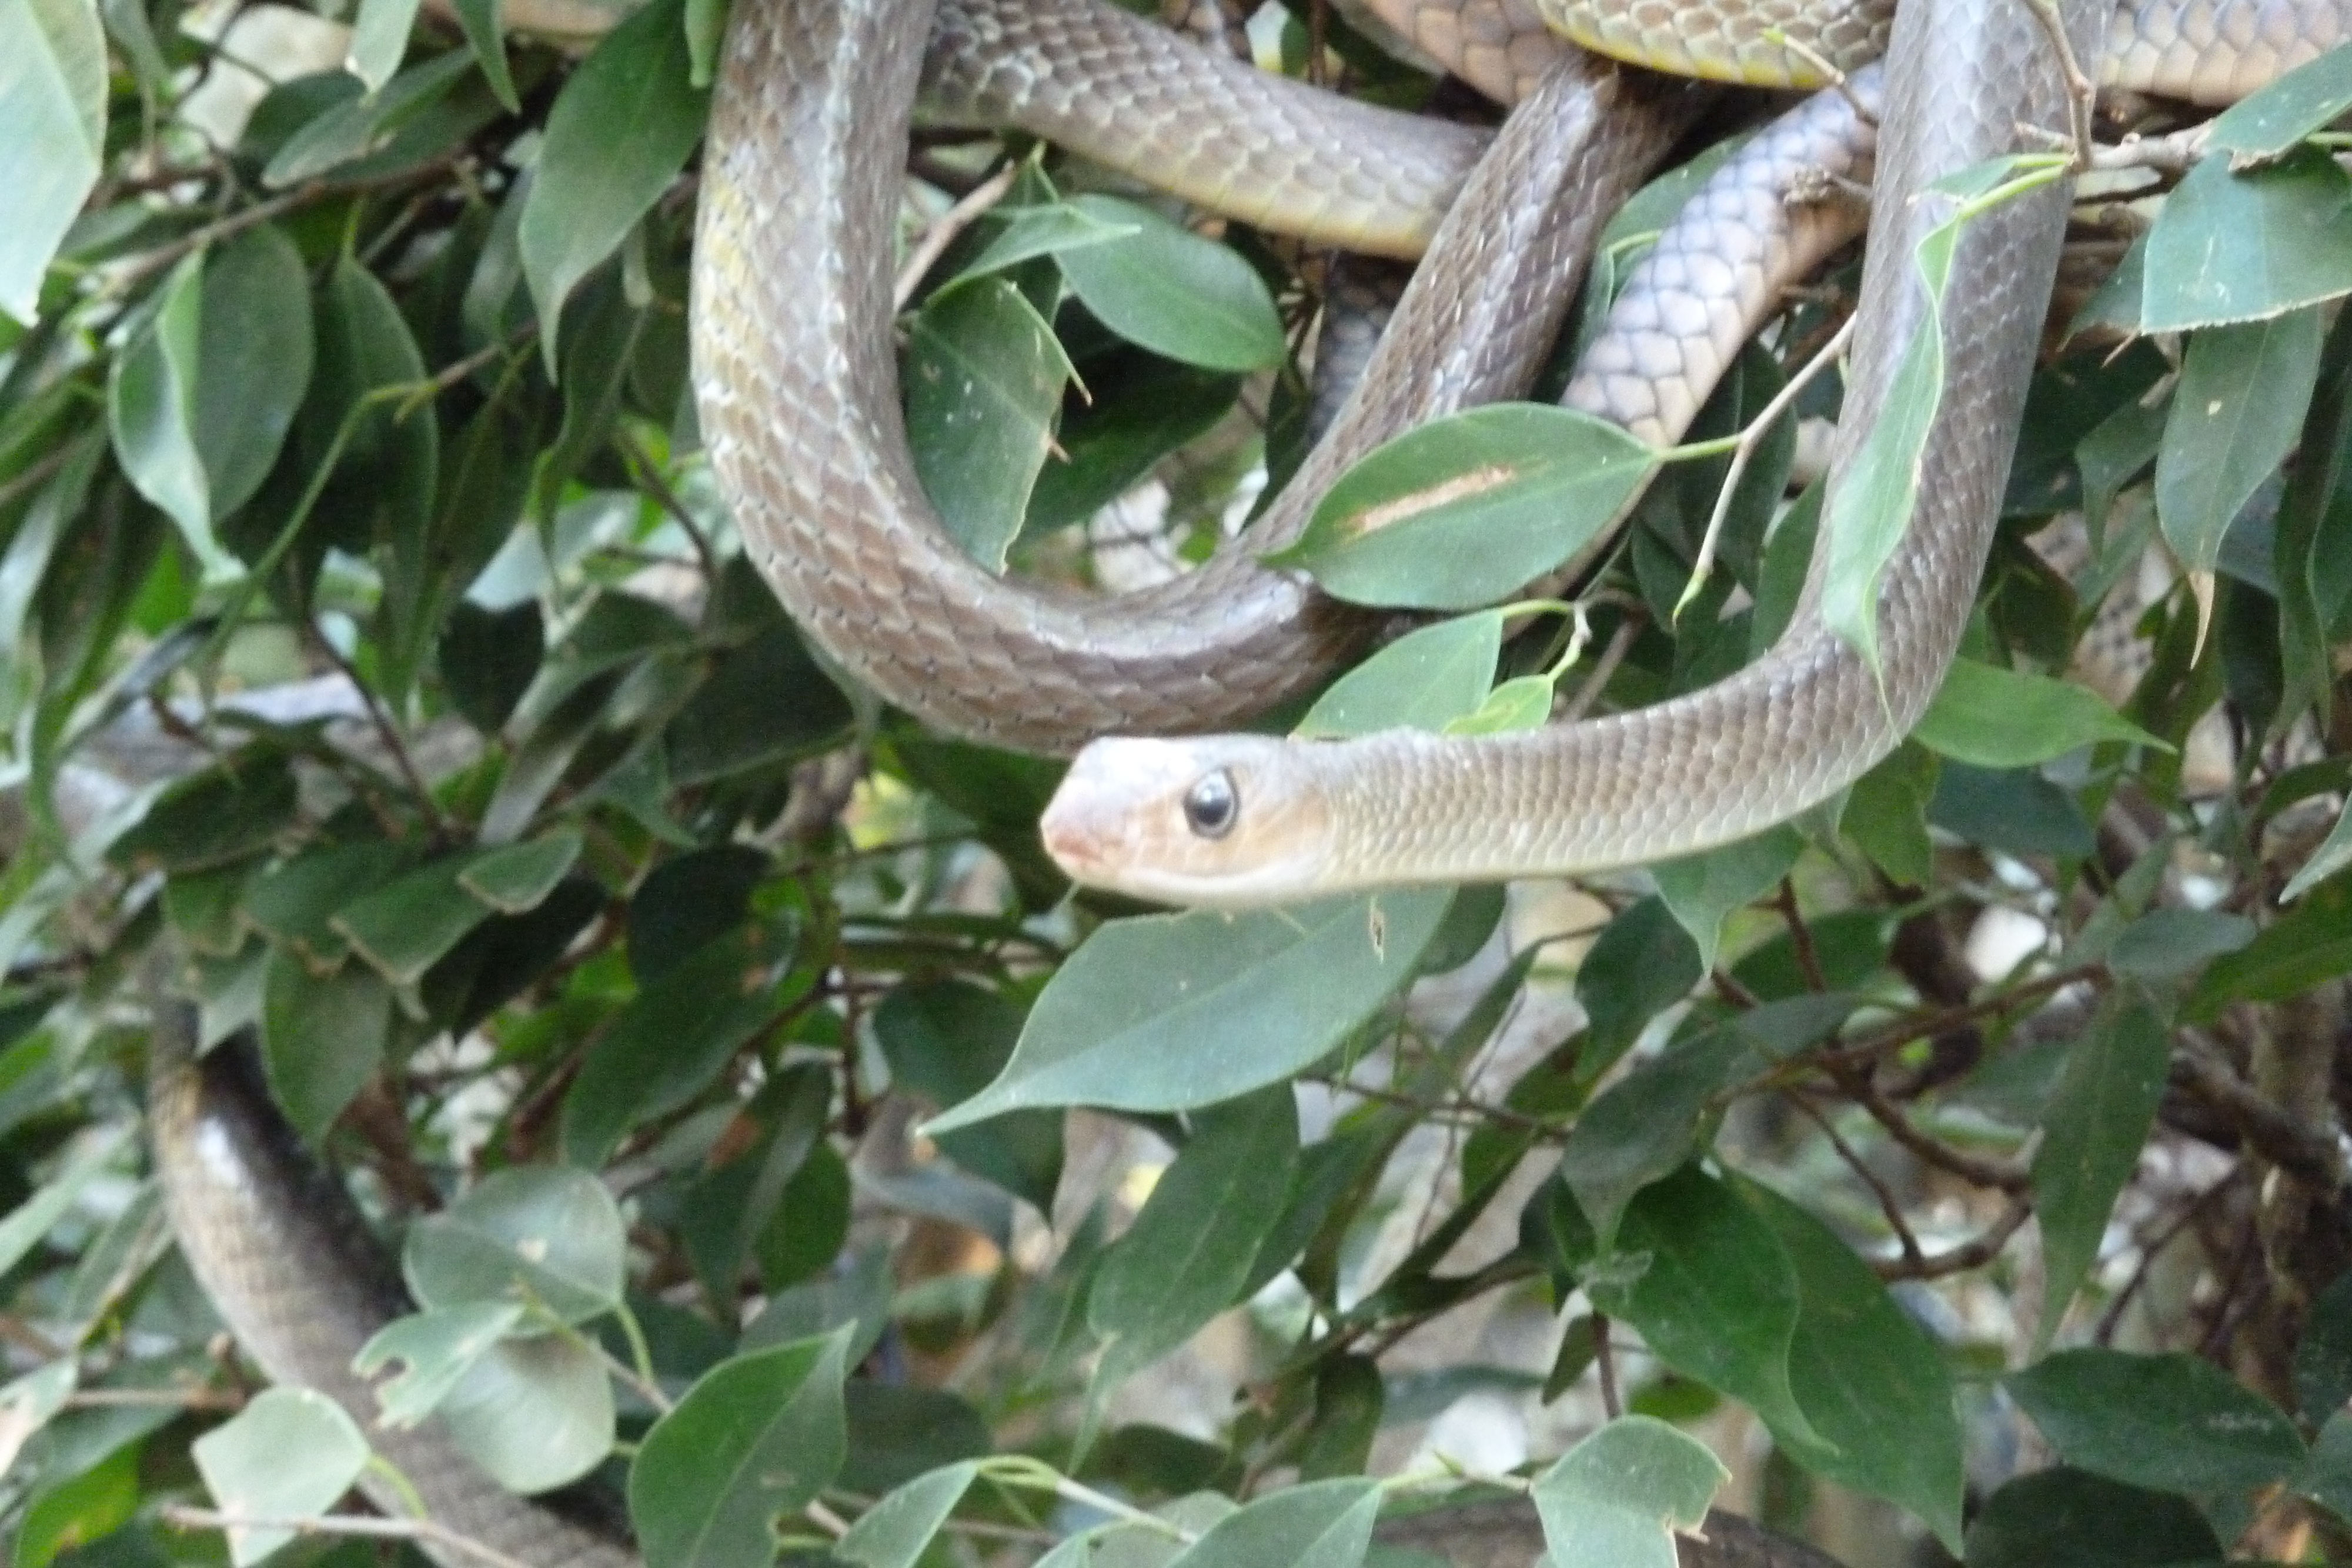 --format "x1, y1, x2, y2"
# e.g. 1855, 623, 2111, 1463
354, 1300, 529, 1427
1055, 195, 1284, 372
404, 1165, 626, 1323
630, 1329, 853, 1568
1274, 404, 1658, 611
926, 888, 1455, 1126
2141, 149, 2352, 331
905, 277, 1071, 570
2028, 1003, 2171, 1346
1165, 1478, 1380, 1568
2155, 307, 2323, 574
190, 1388, 371, 1567
1913, 660, 2166, 768
834, 1462, 982, 1568
0, 0, 105, 324
1295, 611, 1504, 738
2007, 1348, 2304, 1496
